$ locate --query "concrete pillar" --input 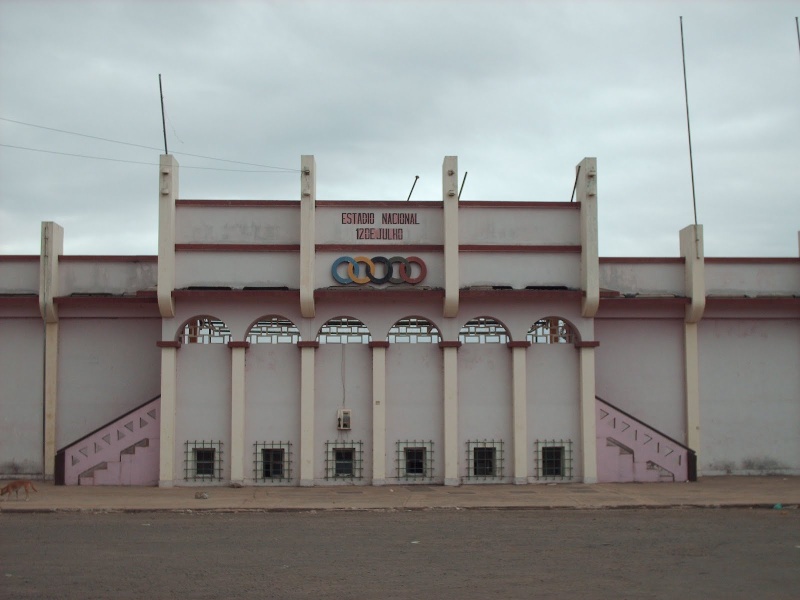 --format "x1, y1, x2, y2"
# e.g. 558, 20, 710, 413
157, 155, 179, 318
300, 155, 316, 318
440, 341, 461, 485
39, 221, 63, 480
680, 225, 705, 454
442, 156, 459, 318
577, 158, 599, 318
229, 342, 250, 485
508, 341, 531, 484
369, 341, 389, 485
577, 342, 599, 483
298, 341, 318, 485
157, 341, 180, 487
